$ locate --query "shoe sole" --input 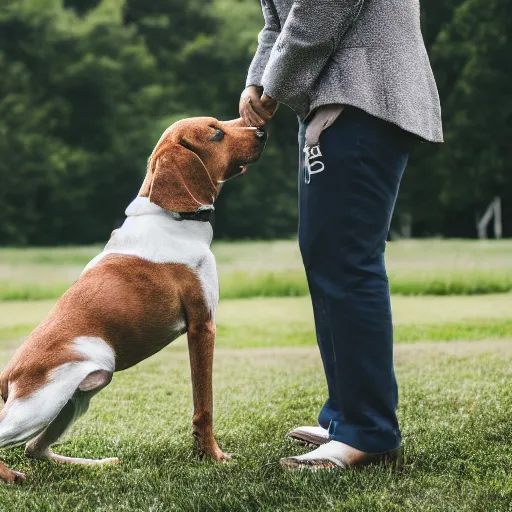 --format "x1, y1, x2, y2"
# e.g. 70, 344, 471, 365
280, 457, 339, 471
280, 449, 403, 471
286, 432, 330, 447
